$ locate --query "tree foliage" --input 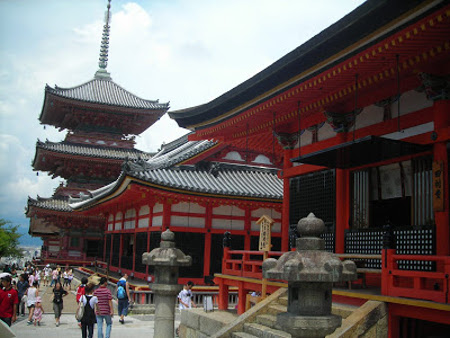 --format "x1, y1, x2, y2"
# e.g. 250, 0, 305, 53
0, 218, 23, 259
